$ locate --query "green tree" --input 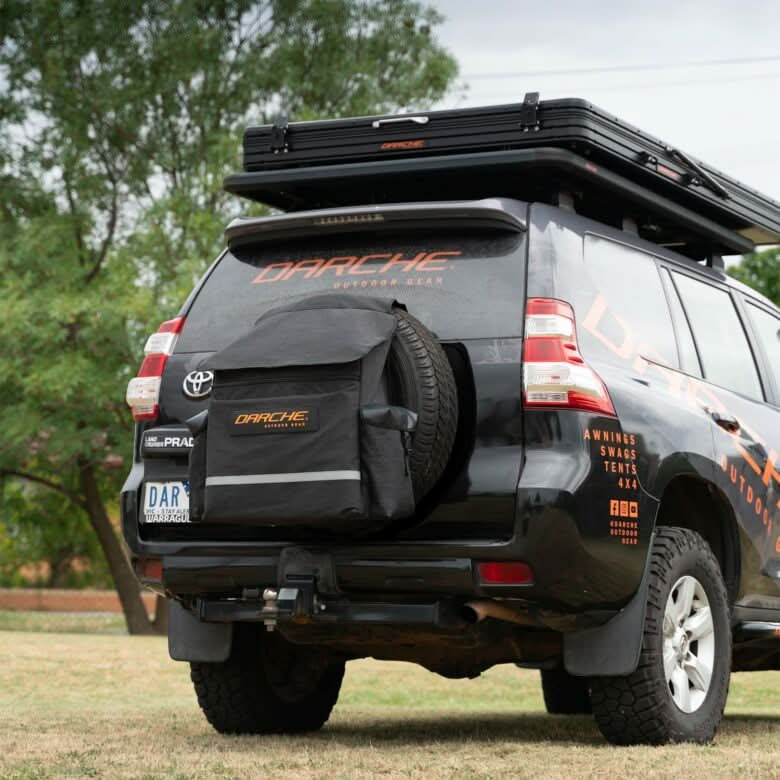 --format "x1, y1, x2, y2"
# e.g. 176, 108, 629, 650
0, 481, 111, 589
729, 248, 780, 306
0, 0, 457, 633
